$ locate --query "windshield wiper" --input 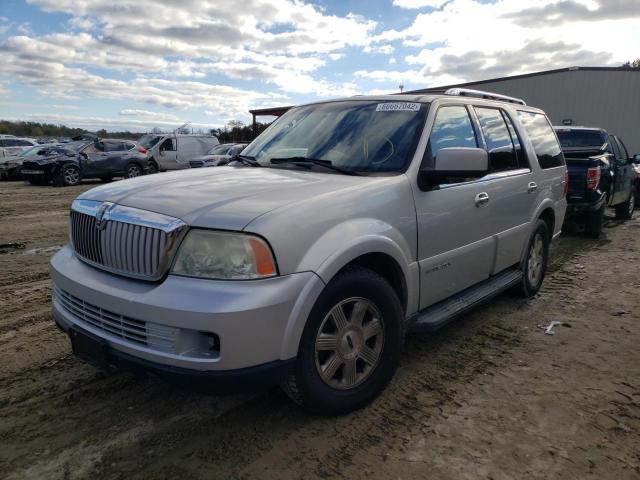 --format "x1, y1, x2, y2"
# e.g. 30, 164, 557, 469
269, 157, 360, 176
230, 154, 260, 167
